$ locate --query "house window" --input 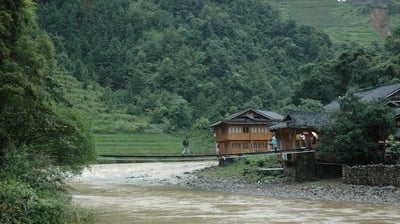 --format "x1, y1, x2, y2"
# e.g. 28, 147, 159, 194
232, 142, 241, 149
253, 142, 258, 149
251, 127, 267, 133
230, 127, 241, 133
243, 127, 249, 133
229, 127, 235, 133
253, 141, 267, 149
